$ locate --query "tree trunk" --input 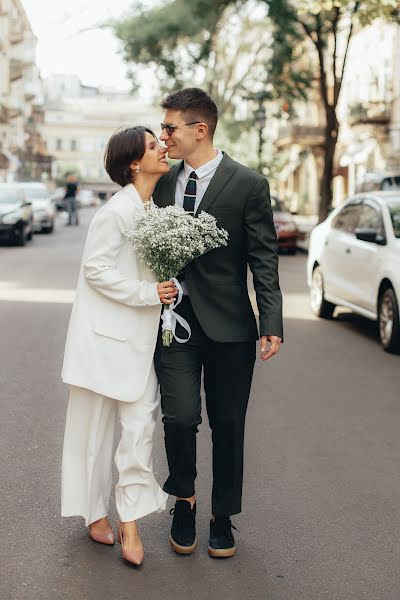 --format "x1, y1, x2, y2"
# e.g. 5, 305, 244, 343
319, 109, 339, 223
